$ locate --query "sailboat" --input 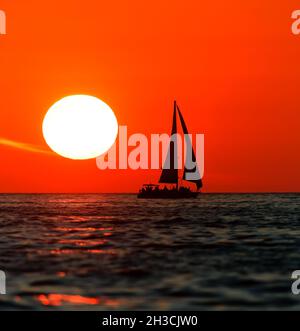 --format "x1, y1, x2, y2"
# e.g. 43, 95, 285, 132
138, 101, 203, 199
